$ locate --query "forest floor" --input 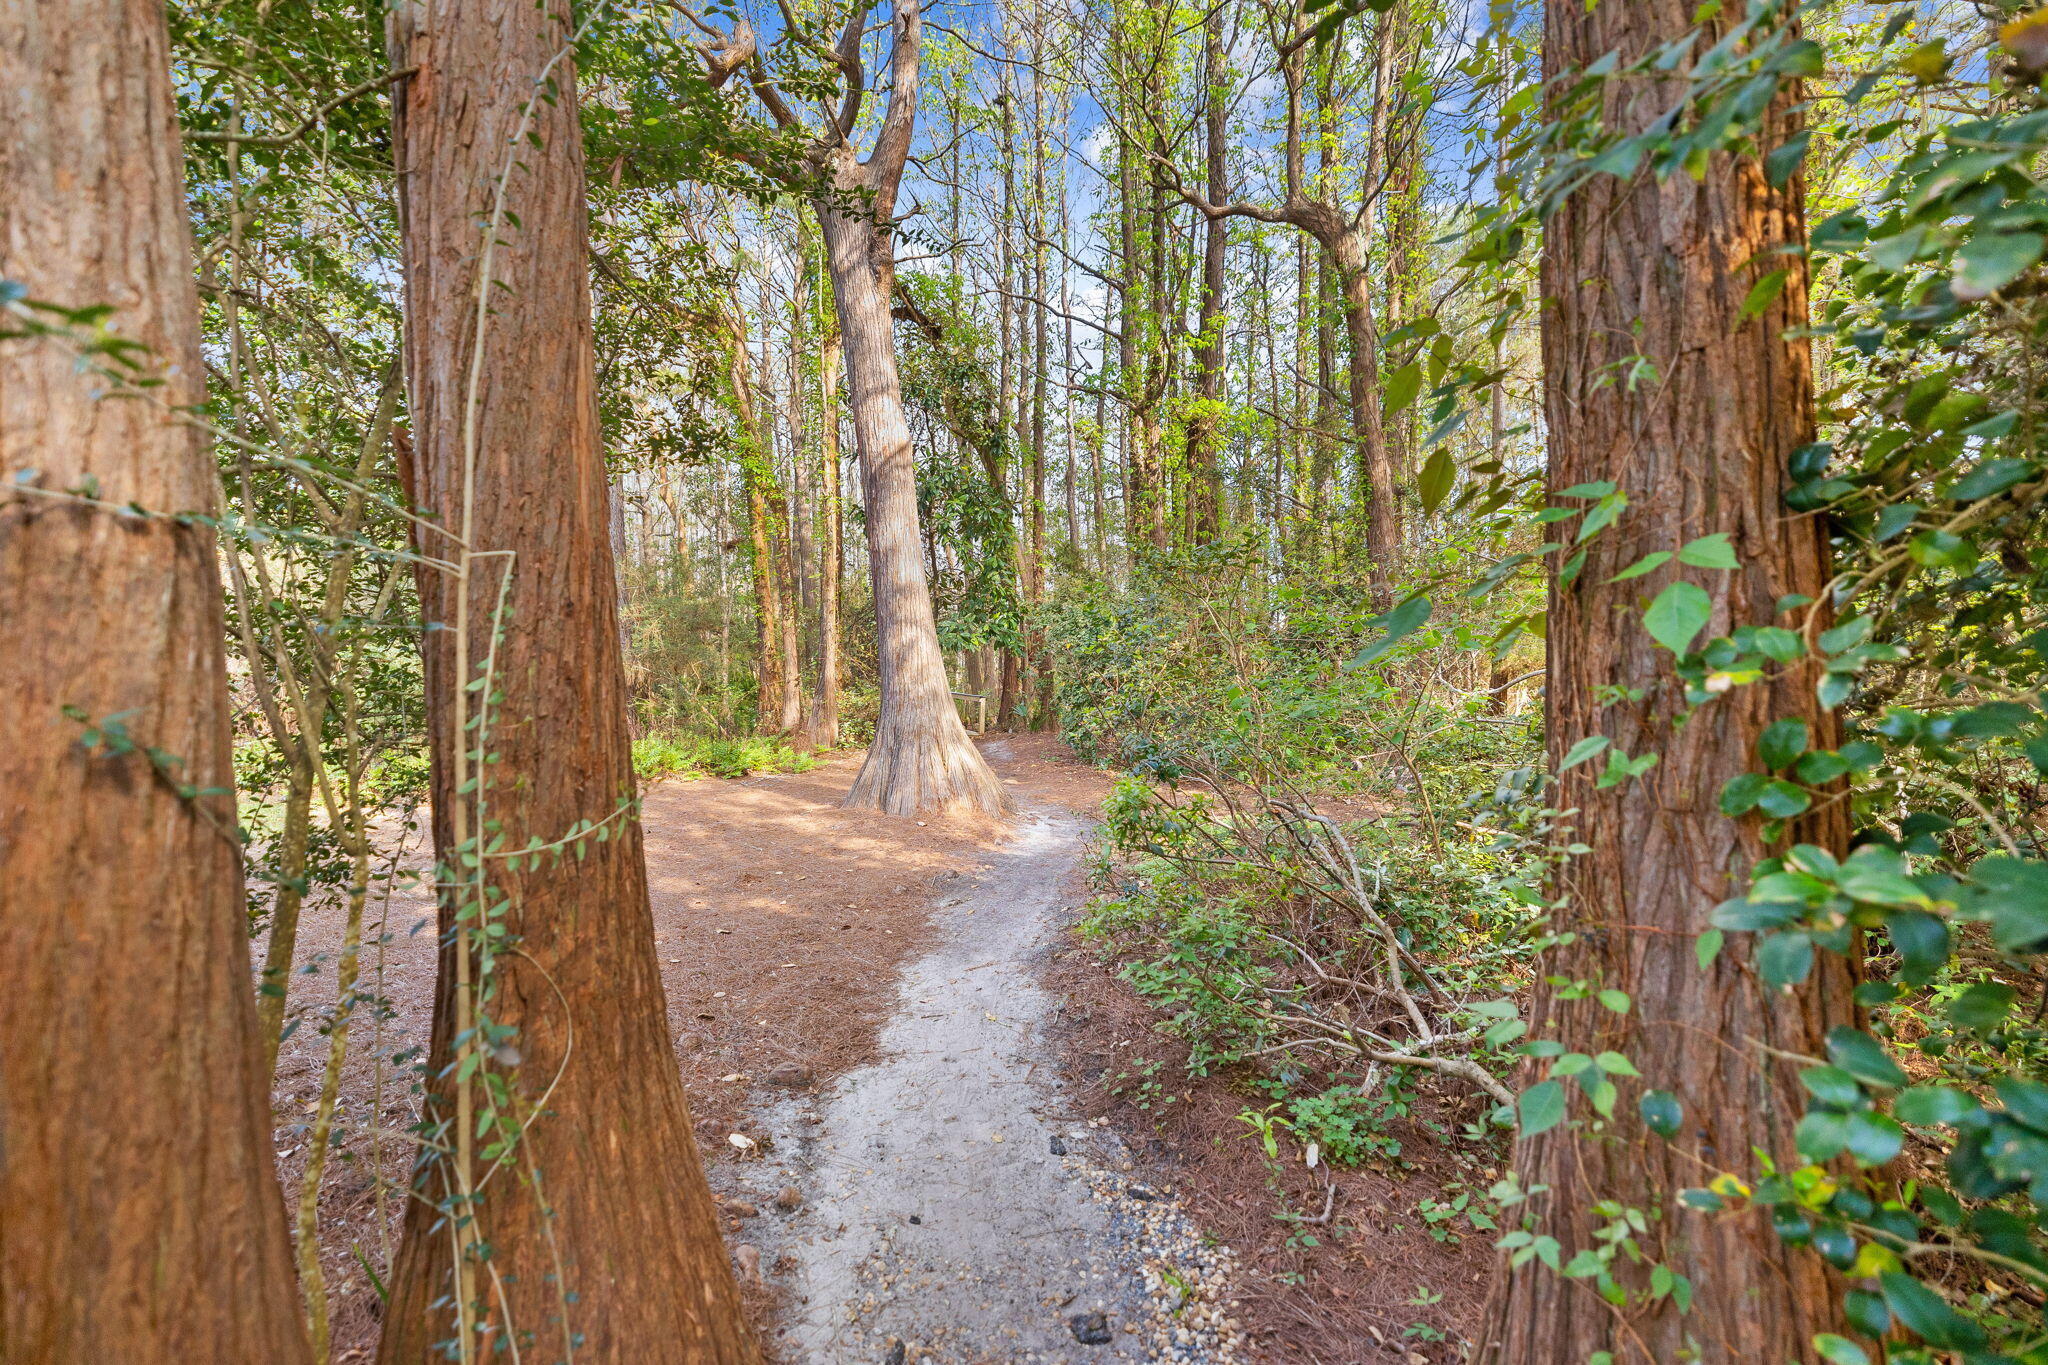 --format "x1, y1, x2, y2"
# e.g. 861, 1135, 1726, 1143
272, 734, 1492, 1364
